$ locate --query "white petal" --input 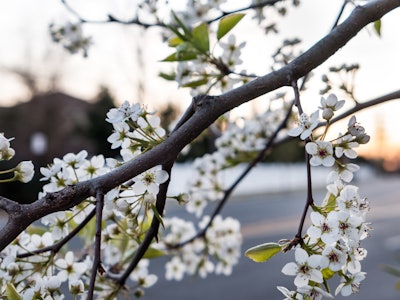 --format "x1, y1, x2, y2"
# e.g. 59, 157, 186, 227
281, 262, 298, 276
307, 226, 322, 239
310, 211, 324, 225
344, 148, 358, 159
156, 170, 169, 184
322, 156, 335, 167
326, 94, 338, 106
294, 273, 309, 287
309, 269, 323, 283
133, 182, 147, 194
308, 254, 322, 268
288, 126, 303, 137
309, 156, 322, 166
335, 146, 344, 158
295, 248, 308, 264
305, 142, 318, 155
